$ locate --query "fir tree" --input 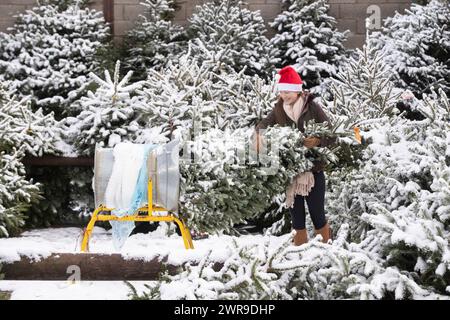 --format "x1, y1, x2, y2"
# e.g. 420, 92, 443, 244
64, 60, 146, 156
0, 148, 41, 237
130, 227, 447, 299
327, 88, 450, 294
329, 41, 401, 123
179, 126, 315, 234
123, 0, 187, 81
270, 0, 349, 96
187, 0, 279, 79
0, 82, 60, 157
320, 40, 402, 173
0, 81, 68, 230
368, 0, 450, 96
0, 0, 110, 119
